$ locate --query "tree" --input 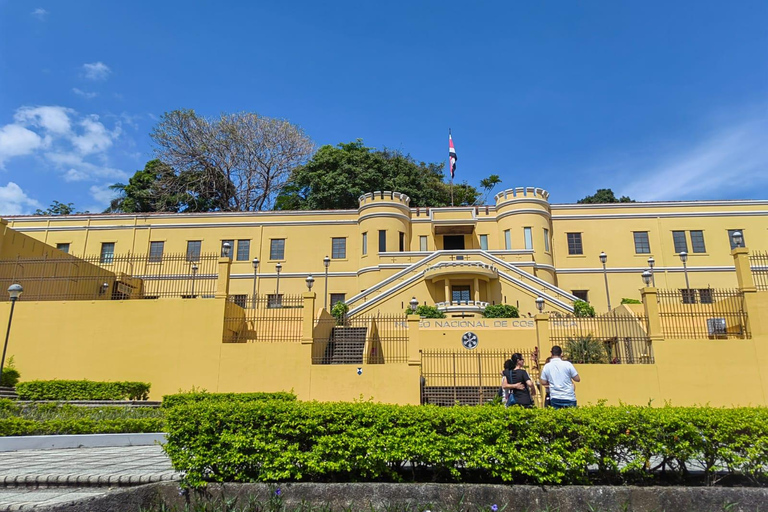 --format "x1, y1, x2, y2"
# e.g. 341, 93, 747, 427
34, 201, 78, 216
577, 188, 634, 204
150, 109, 315, 211
275, 140, 481, 210
105, 160, 191, 213
479, 174, 502, 204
